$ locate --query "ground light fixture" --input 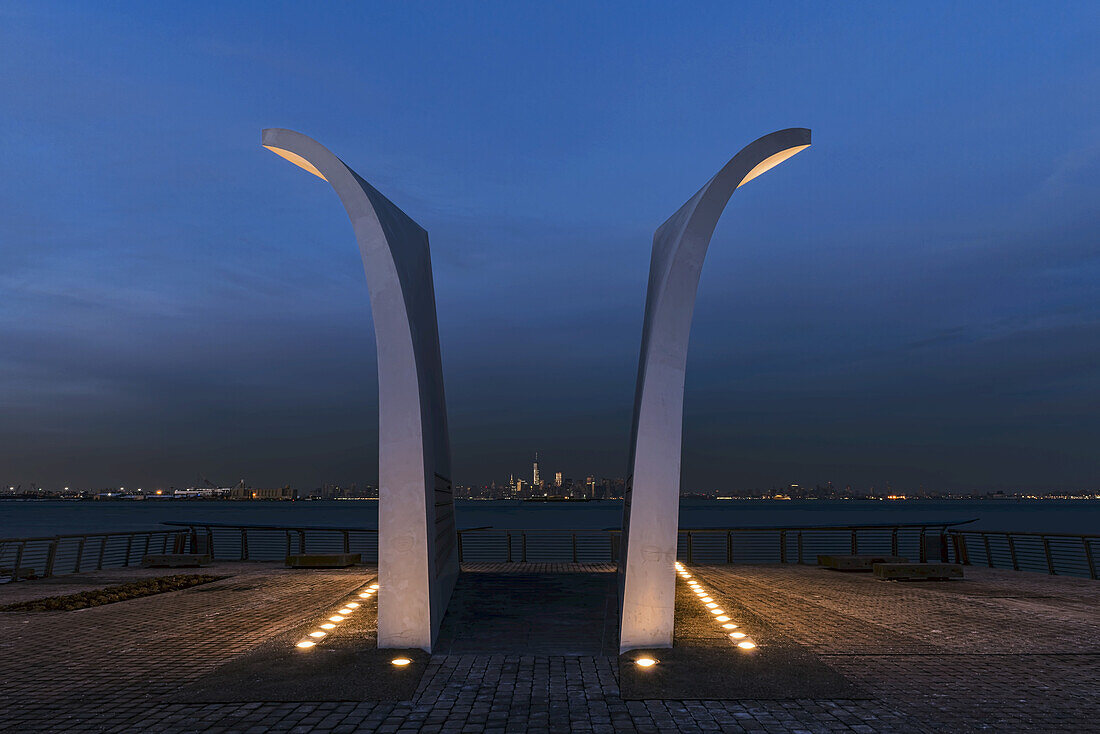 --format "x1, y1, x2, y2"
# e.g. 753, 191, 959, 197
295, 640, 315, 648
635, 657, 658, 667
391, 658, 411, 666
